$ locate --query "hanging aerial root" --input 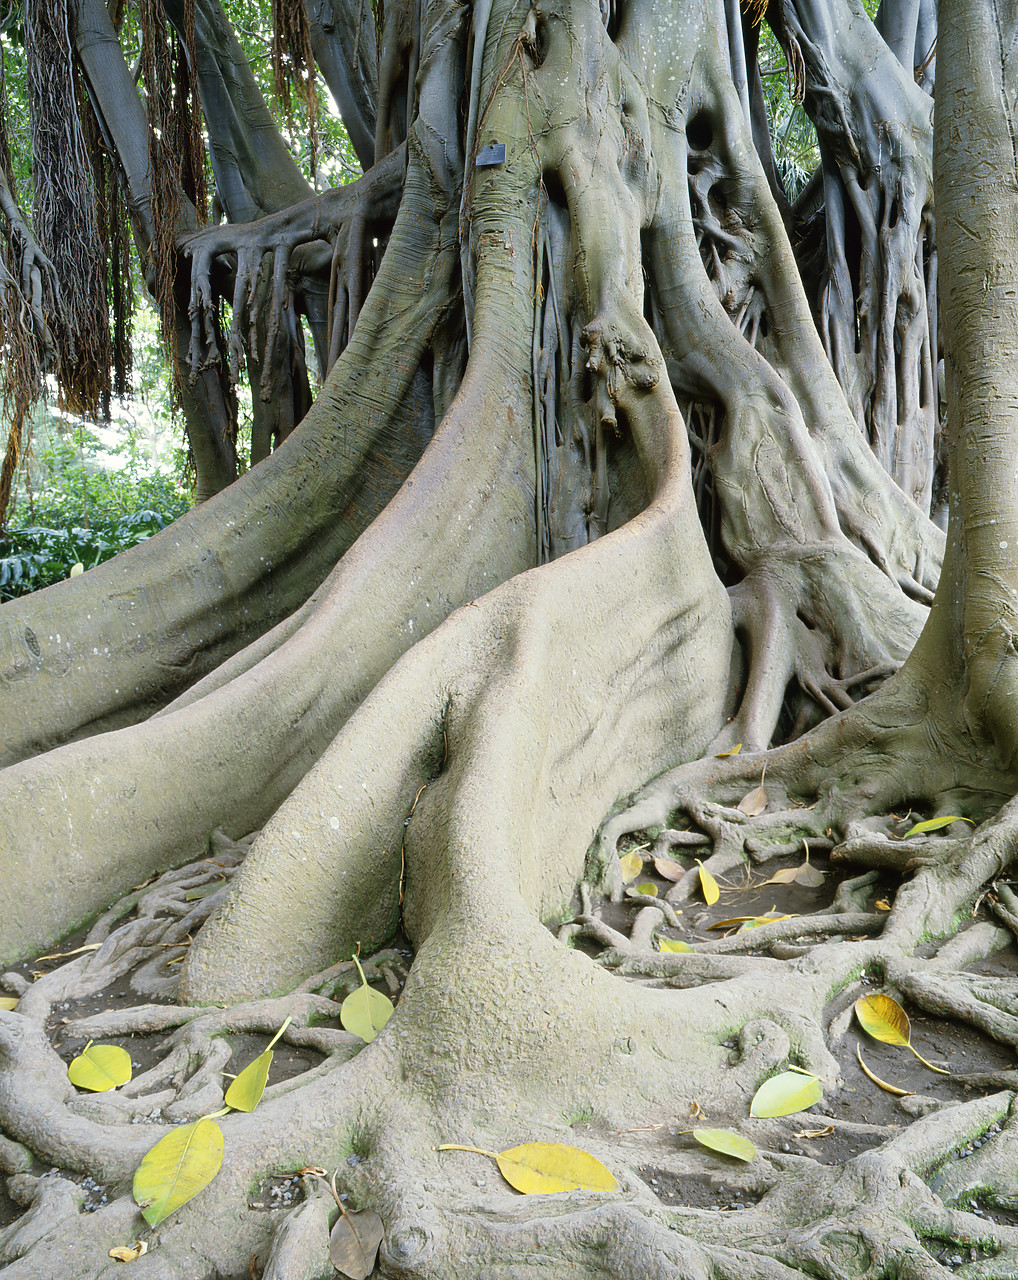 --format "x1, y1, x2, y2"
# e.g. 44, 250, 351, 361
184, 146, 405, 383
